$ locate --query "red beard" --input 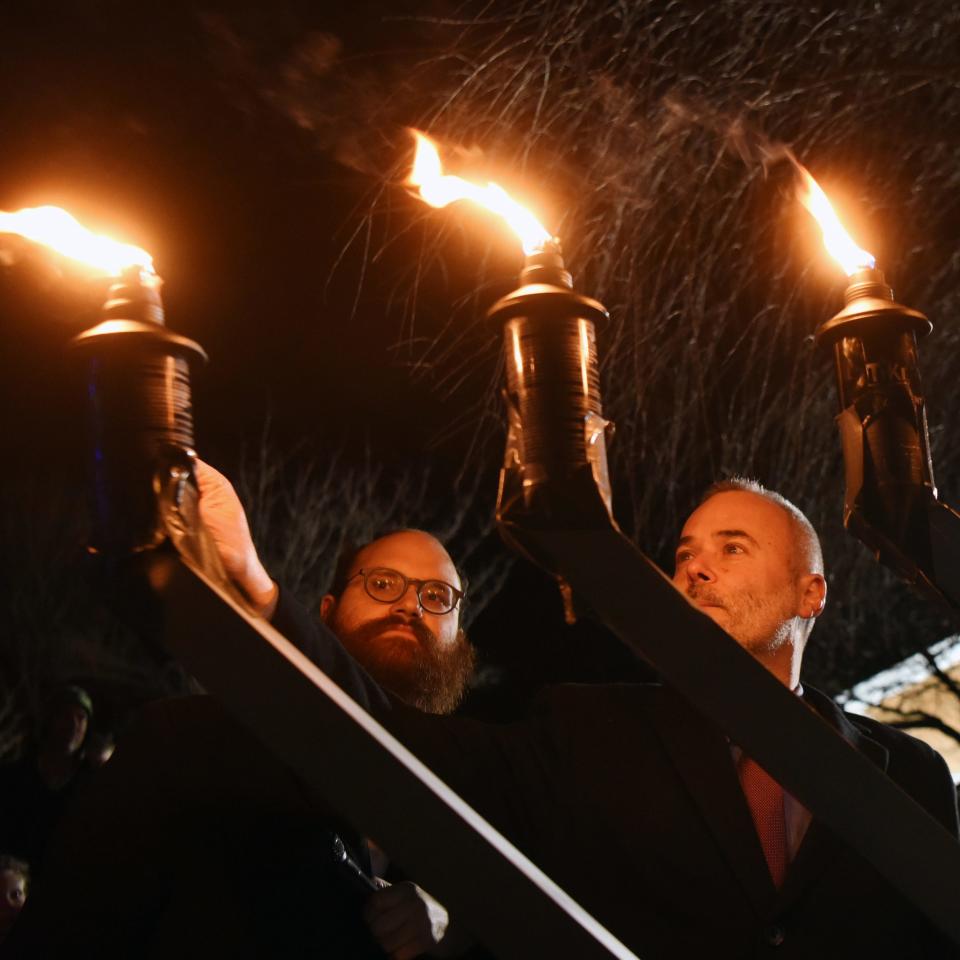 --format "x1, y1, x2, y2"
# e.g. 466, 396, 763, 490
332, 614, 476, 715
